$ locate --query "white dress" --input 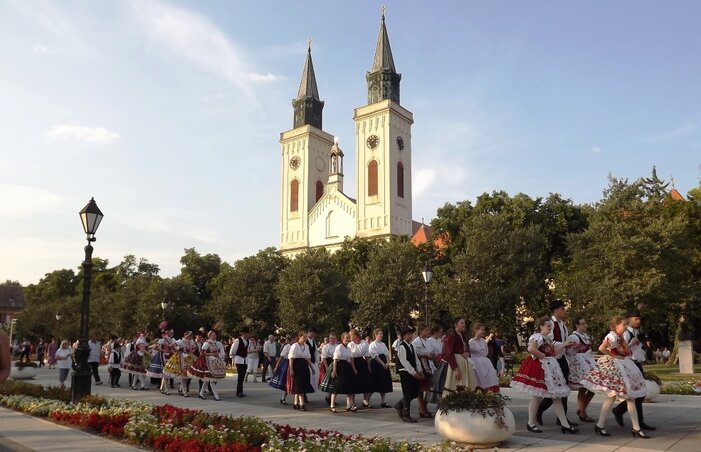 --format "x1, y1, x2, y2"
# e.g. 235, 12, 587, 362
468, 337, 500, 390
581, 332, 647, 399
565, 331, 596, 390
